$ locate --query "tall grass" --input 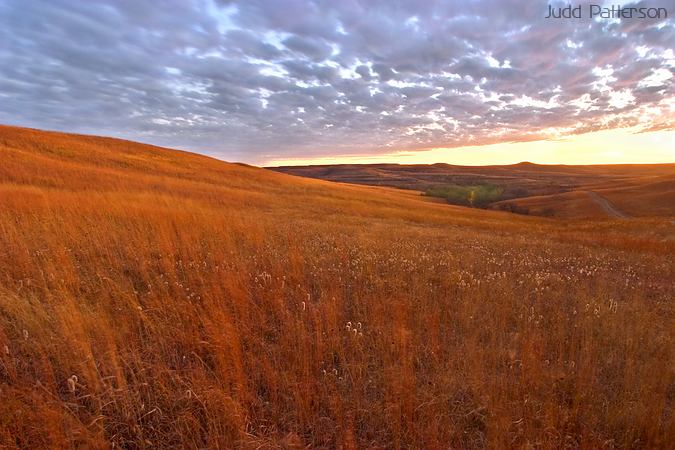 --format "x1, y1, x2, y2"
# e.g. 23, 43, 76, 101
0, 126, 672, 448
